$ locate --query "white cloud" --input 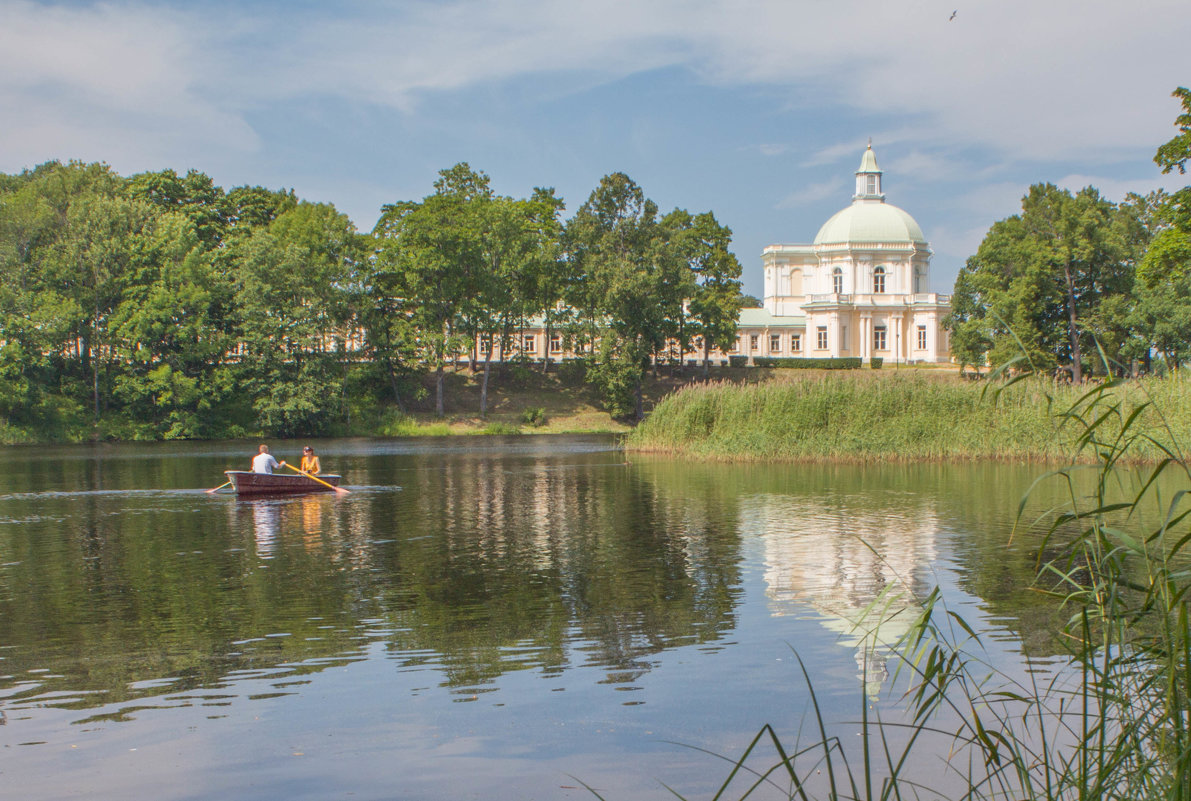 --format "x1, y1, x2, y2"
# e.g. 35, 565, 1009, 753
0, 1, 256, 170
1, 0, 1186, 178
776, 178, 845, 209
